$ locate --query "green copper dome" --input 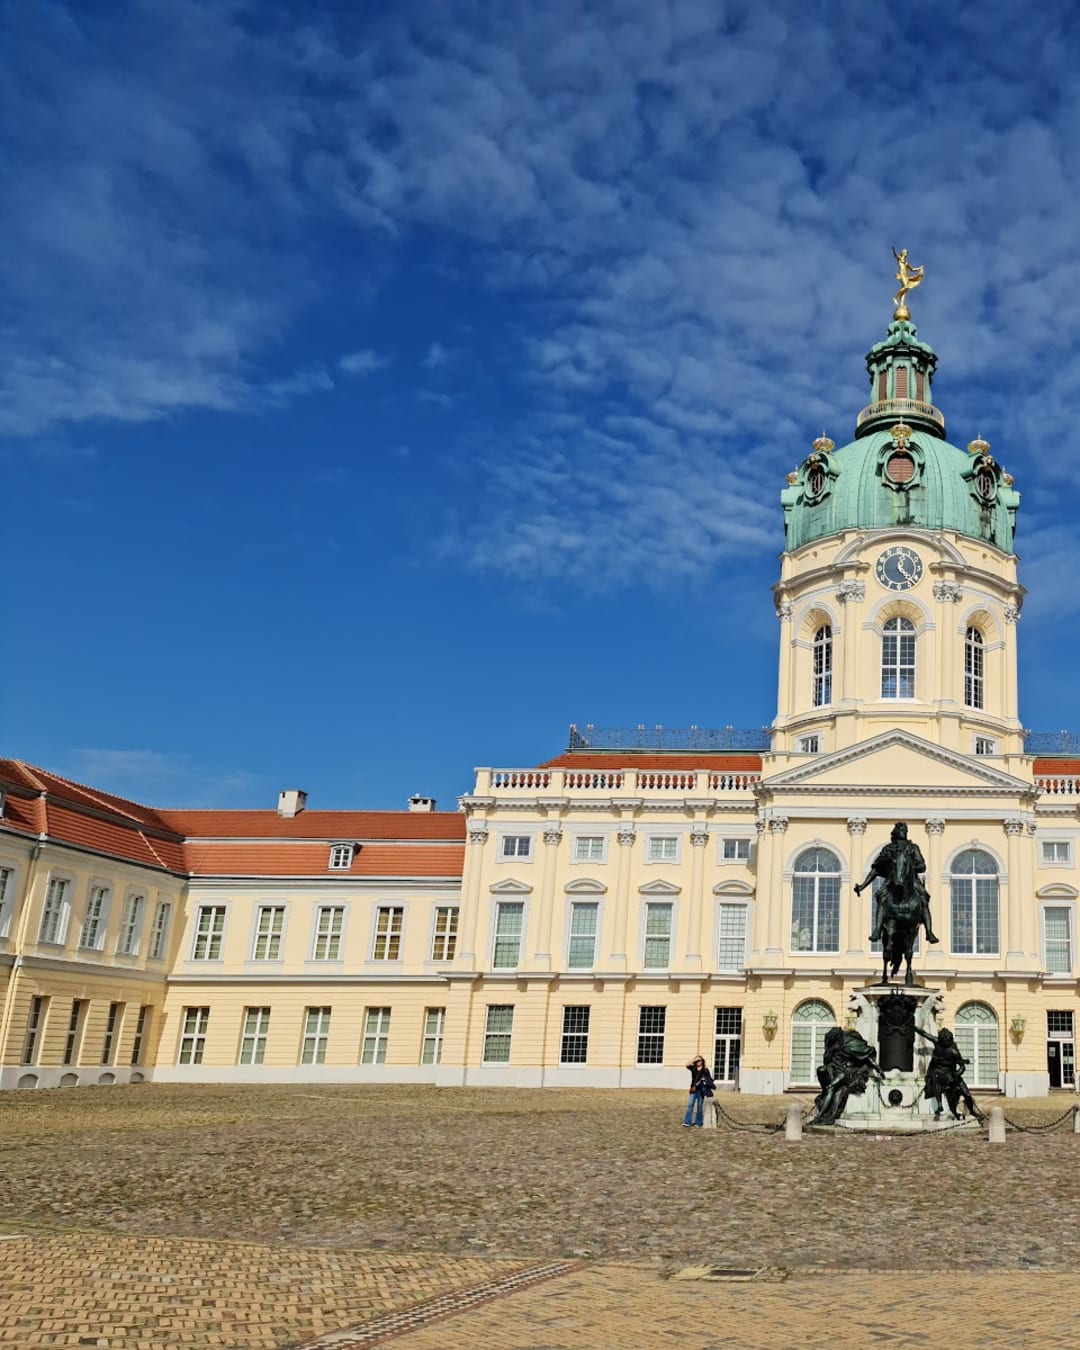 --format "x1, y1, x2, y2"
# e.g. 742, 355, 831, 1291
781, 316, 1020, 554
